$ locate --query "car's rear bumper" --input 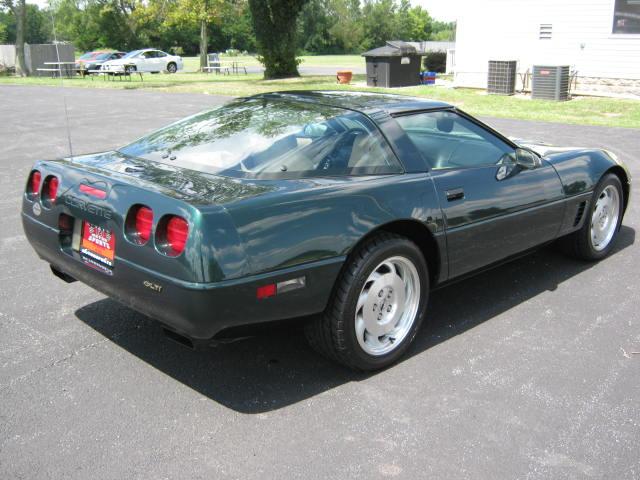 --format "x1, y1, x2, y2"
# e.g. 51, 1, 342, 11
22, 213, 344, 341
